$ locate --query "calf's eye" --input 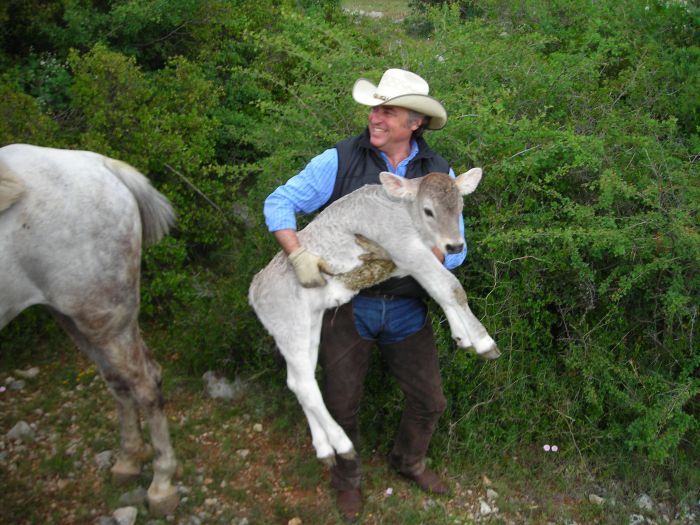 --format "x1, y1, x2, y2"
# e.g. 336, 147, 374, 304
424, 208, 434, 218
